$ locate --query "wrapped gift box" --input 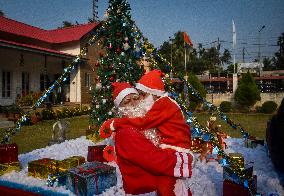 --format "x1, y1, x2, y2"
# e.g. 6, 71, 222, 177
0, 161, 21, 175
87, 145, 107, 162
228, 153, 245, 171
244, 138, 264, 148
223, 175, 257, 196
0, 143, 18, 164
190, 138, 203, 153
58, 156, 85, 173
223, 164, 253, 186
223, 179, 250, 196
66, 161, 117, 196
47, 172, 67, 187
28, 158, 58, 179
